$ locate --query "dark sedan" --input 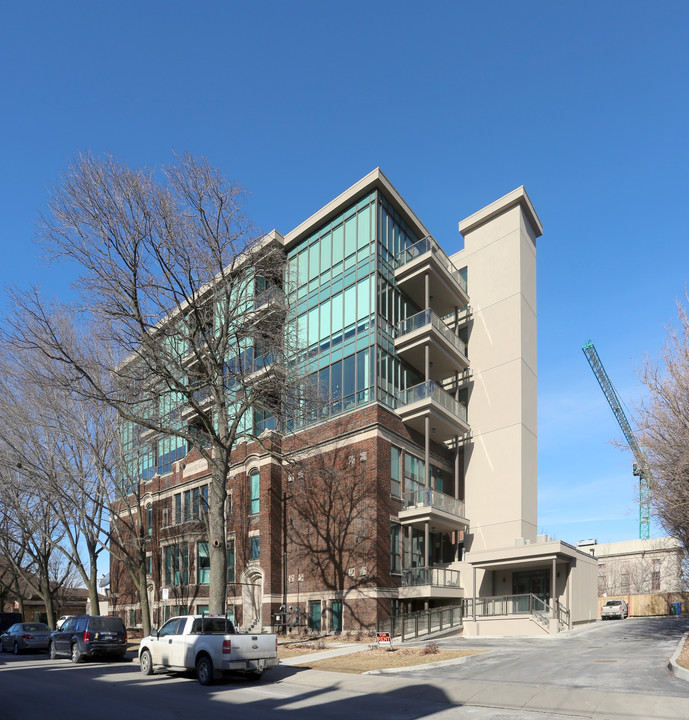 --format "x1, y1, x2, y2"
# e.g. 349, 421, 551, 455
0, 622, 52, 654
